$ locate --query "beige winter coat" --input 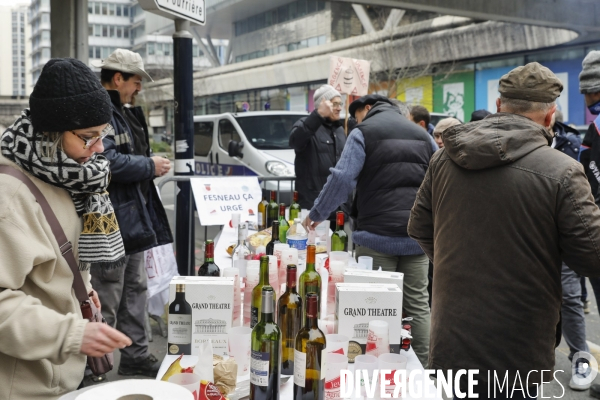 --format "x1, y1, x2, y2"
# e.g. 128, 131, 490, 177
0, 154, 91, 400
